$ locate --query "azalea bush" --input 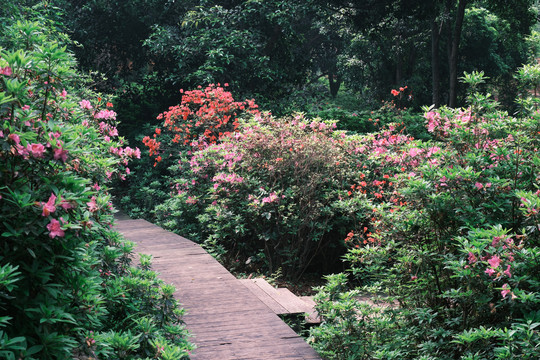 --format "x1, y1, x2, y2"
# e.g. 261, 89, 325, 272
0, 17, 191, 359
152, 113, 364, 279
120, 84, 370, 279
117, 84, 259, 216
310, 71, 540, 359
